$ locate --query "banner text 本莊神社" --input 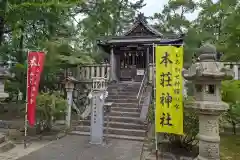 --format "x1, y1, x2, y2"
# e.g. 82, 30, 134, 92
155, 45, 184, 135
